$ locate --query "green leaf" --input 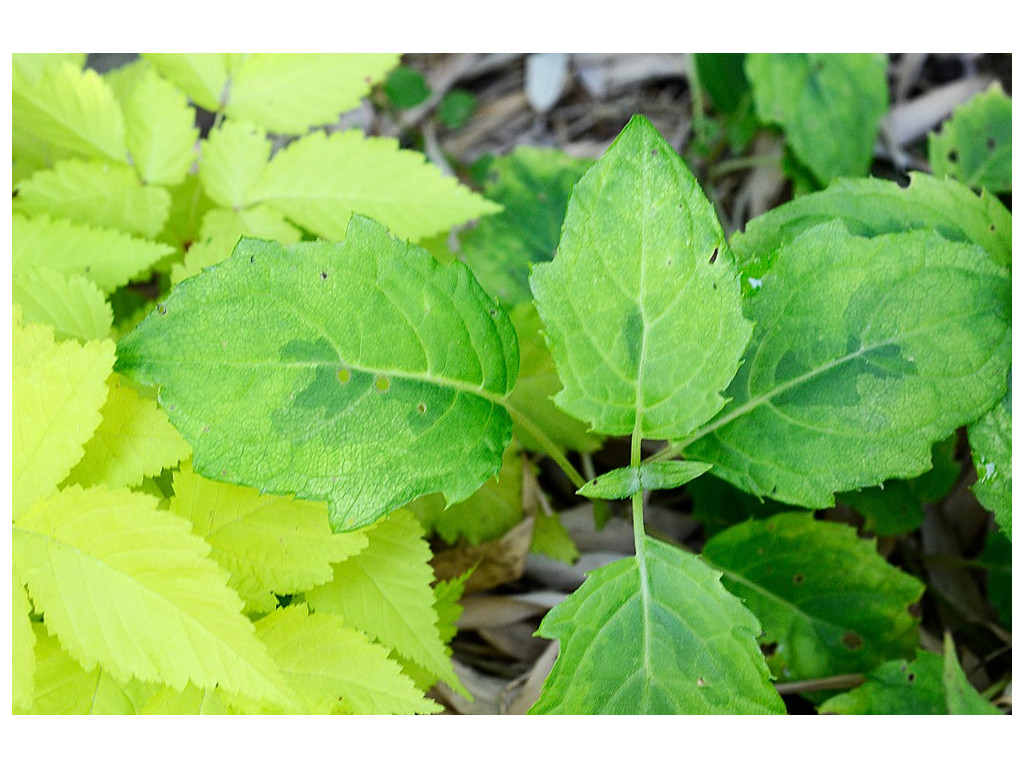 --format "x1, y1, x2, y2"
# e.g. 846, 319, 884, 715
14, 159, 172, 238
200, 205, 303, 245
746, 53, 888, 185
731, 173, 1012, 279
507, 303, 601, 454
437, 89, 477, 129
929, 83, 1012, 193
224, 53, 399, 134
530, 509, 580, 563
968, 381, 1011, 539
198, 120, 272, 208
248, 129, 501, 242
579, 460, 711, 500
13, 267, 113, 341
460, 146, 593, 306
694, 53, 751, 115
979, 531, 1011, 628
687, 472, 786, 538
140, 684, 230, 714
251, 605, 440, 714
142, 53, 231, 111
530, 536, 784, 714
12, 310, 115, 518
305, 509, 465, 695
411, 442, 523, 546
530, 114, 752, 439
65, 374, 192, 490
817, 640, 1003, 715
13, 570, 37, 710
686, 224, 1011, 509
942, 634, 1003, 714
116, 217, 518, 531
122, 65, 199, 185
16, 623, 157, 715
13, 484, 296, 707
384, 65, 431, 109
817, 651, 948, 714
702, 513, 925, 681
13, 213, 174, 294
169, 461, 369, 614
12, 61, 127, 163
